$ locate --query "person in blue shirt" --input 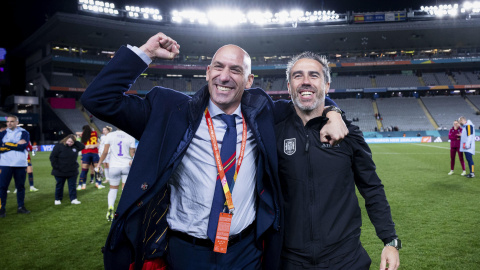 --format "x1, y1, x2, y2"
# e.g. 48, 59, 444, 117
0, 115, 32, 218
459, 116, 476, 178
